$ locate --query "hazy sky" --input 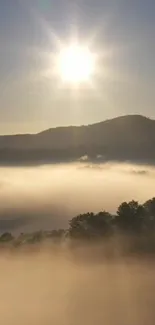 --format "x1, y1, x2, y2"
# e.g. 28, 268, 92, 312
0, 0, 155, 134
